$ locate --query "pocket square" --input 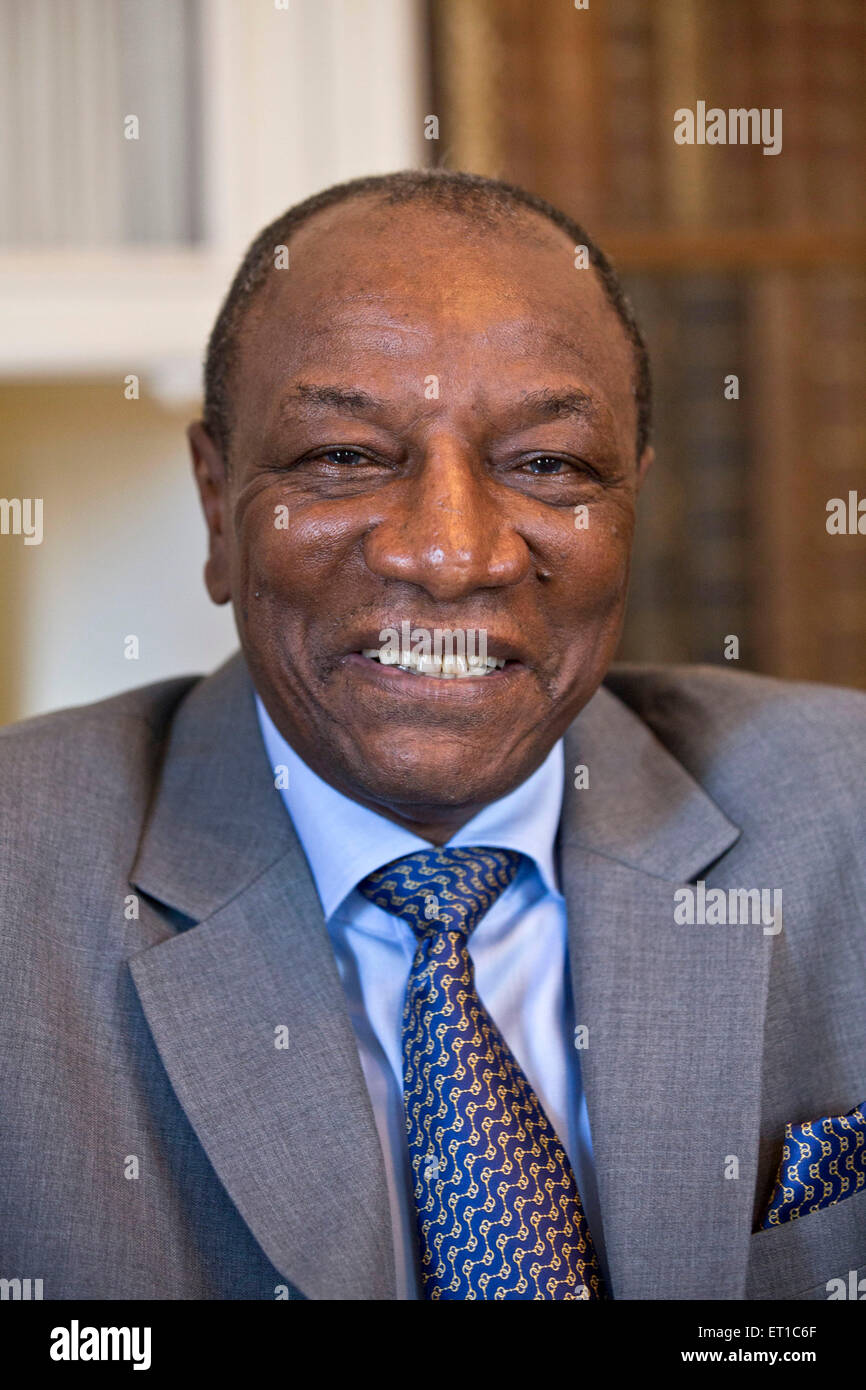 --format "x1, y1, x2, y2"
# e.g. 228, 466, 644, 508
759, 1100, 866, 1228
